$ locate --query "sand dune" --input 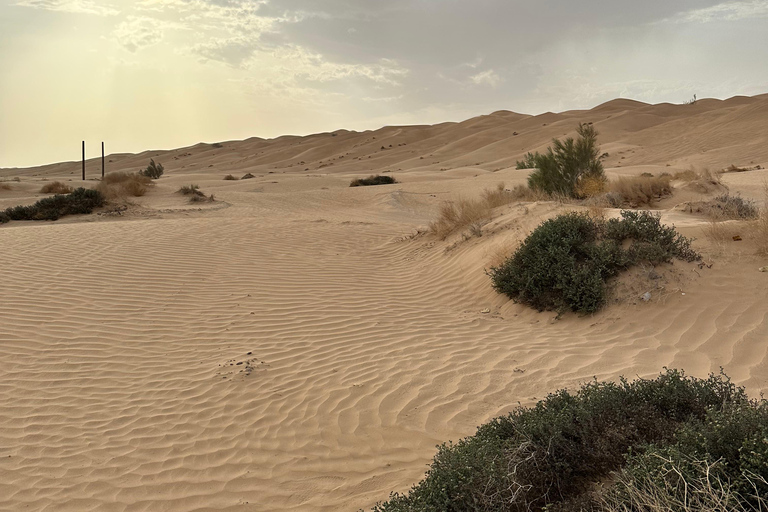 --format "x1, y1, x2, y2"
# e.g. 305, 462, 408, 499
1, 95, 768, 511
